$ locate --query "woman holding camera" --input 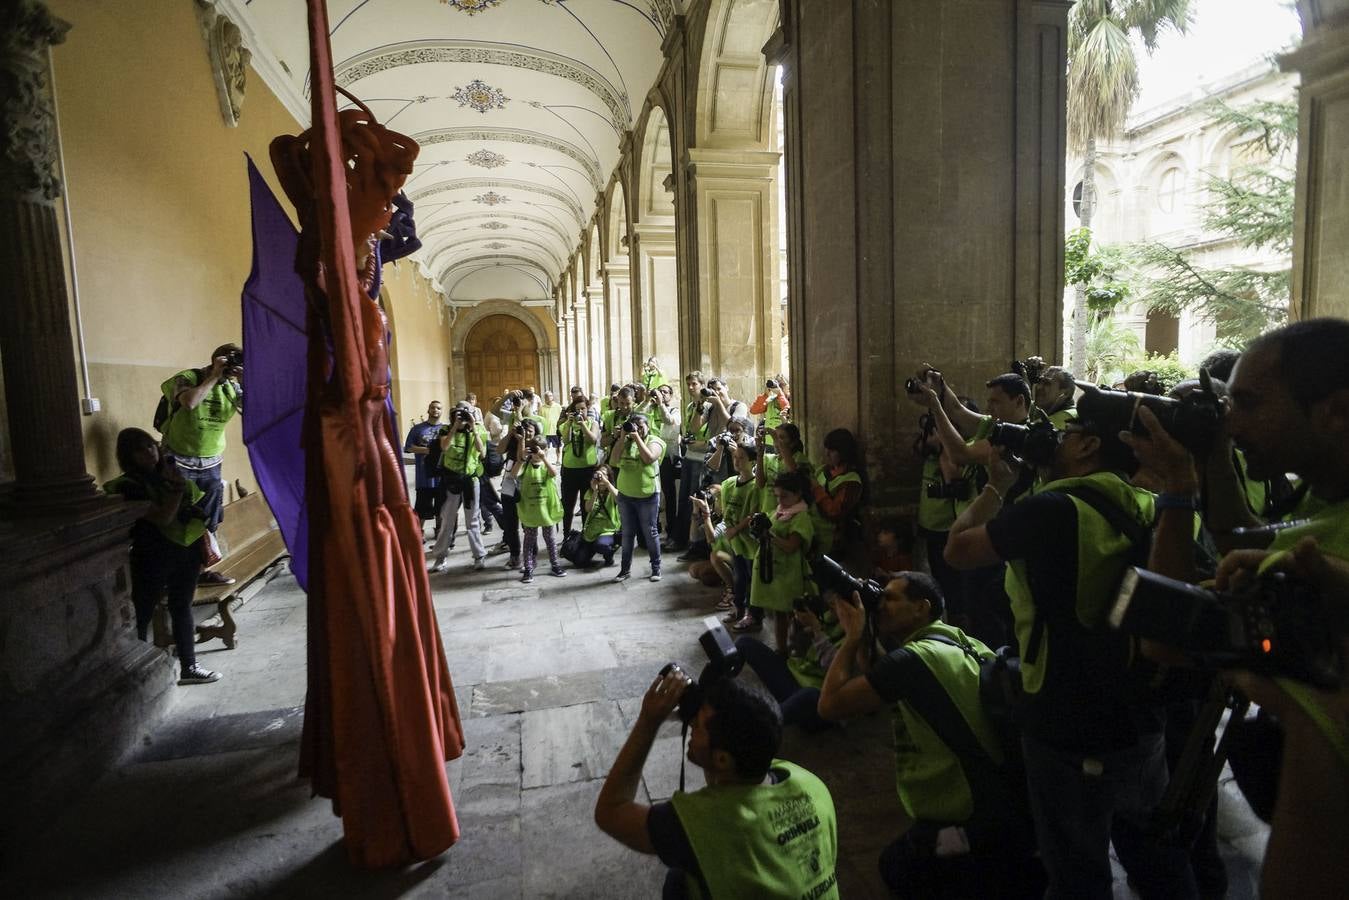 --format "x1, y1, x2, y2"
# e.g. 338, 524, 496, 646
744, 470, 816, 653
512, 431, 565, 583
608, 412, 666, 582
104, 428, 221, 685
558, 396, 600, 535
